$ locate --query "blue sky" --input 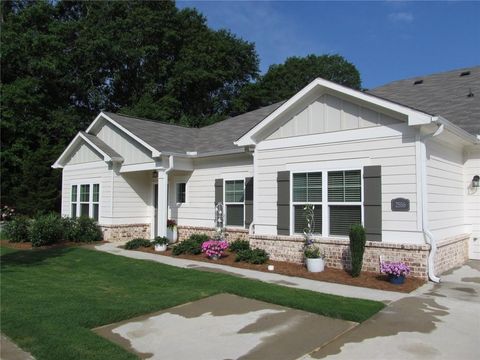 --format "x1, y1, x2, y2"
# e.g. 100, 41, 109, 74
177, 0, 480, 89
